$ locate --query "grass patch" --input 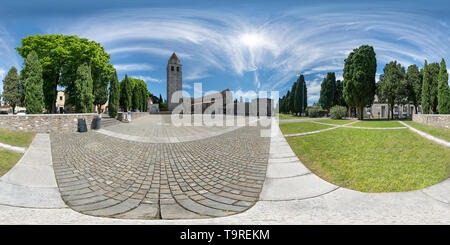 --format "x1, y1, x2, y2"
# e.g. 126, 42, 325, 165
0, 150, 23, 177
315, 119, 353, 125
280, 122, 333, 135
0, 128, 36, 147
404, 121, 450, 142
277, 113, 308, 120
350, 120, 403, 128
286, 128, 450, 192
